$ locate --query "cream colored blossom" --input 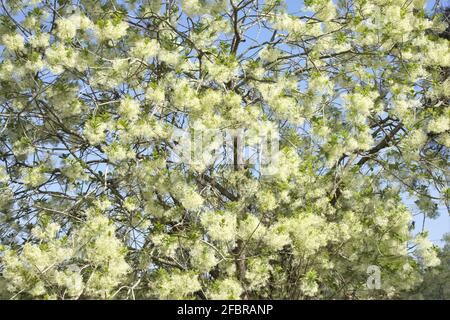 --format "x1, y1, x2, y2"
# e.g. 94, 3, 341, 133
2, 33, 24, 51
